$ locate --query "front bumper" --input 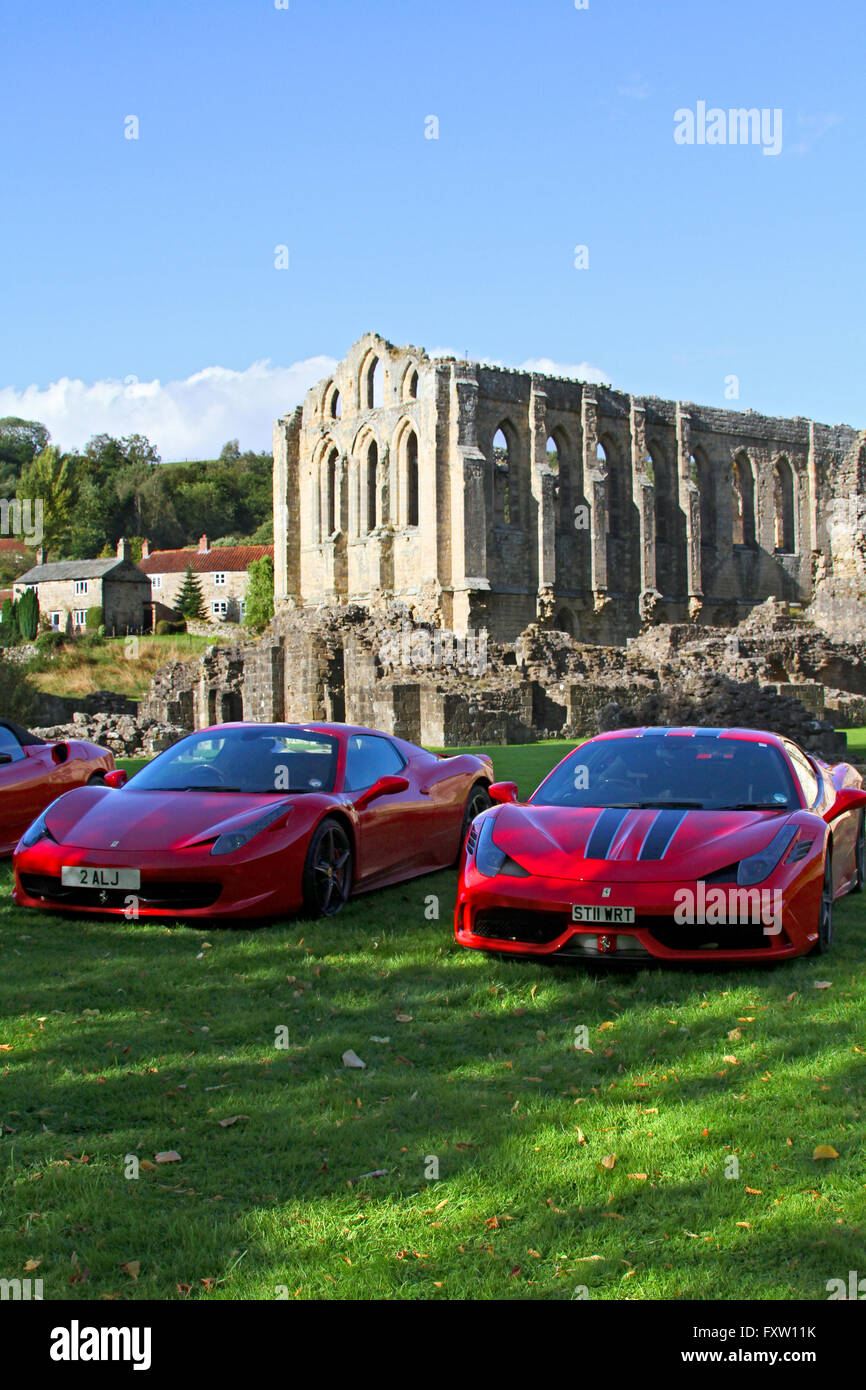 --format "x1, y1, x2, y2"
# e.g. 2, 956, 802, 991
12, 841, 303, 920
455, 867, 820, 963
